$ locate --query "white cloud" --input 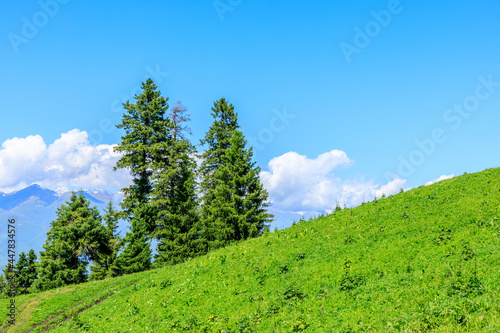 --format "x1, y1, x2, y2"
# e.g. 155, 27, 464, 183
260, 150, 406, 217
425, 174, 454, 186
0, 129, 131, 192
